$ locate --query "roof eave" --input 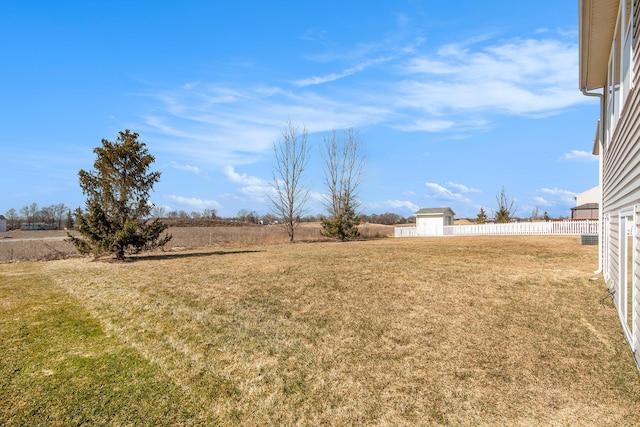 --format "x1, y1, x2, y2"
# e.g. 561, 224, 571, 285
579, 0, 619, 91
